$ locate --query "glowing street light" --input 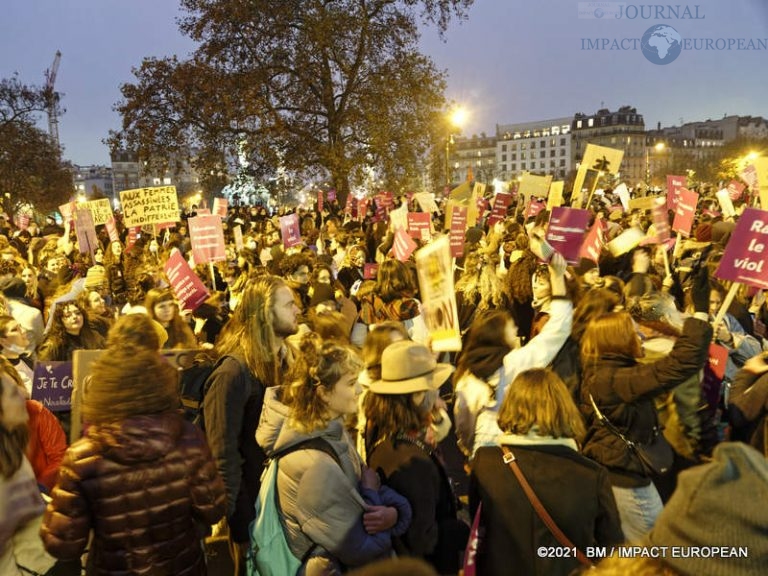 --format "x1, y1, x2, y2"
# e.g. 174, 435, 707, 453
445, 105, 468, 186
